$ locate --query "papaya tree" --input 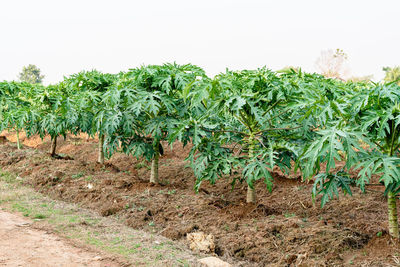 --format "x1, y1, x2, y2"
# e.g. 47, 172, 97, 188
0, 82, 36, 149
182, 68, 317, 203
31, 82, 78, 157
65, 70, 117, 164
104, 63, 206, 184
300, 81, 400, 238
